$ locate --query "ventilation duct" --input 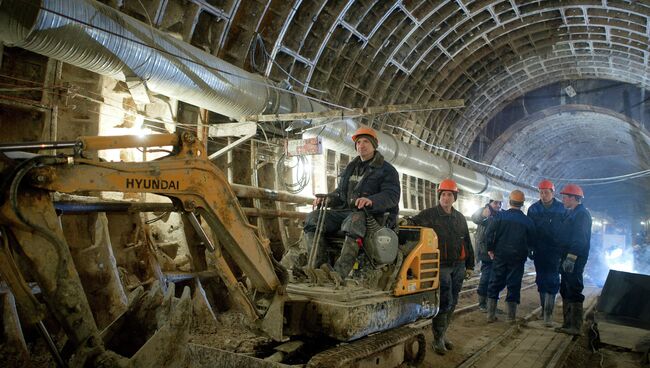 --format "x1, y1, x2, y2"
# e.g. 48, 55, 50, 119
303, 120, 513, 195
